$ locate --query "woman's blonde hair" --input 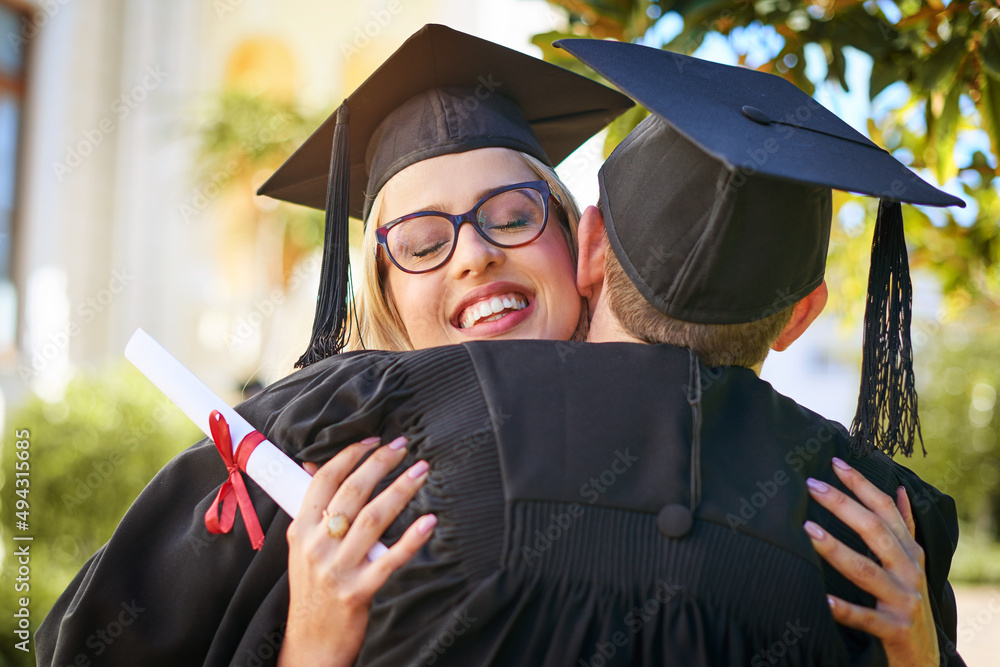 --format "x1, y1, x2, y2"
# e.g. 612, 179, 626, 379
347, 151, 583, 351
